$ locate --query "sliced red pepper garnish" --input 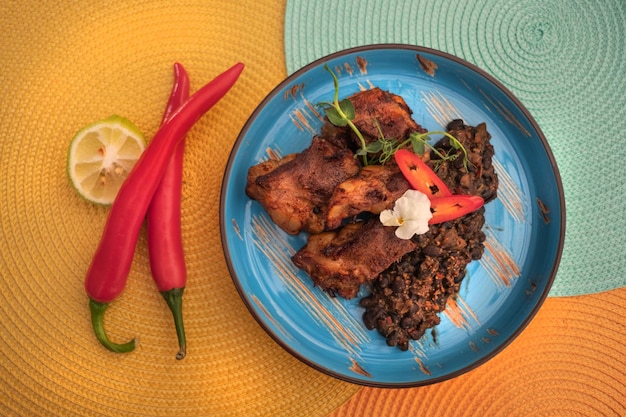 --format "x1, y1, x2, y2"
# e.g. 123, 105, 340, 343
394, 149, 483, 224
429, 194, 484, 224
394, 149, 452, 198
